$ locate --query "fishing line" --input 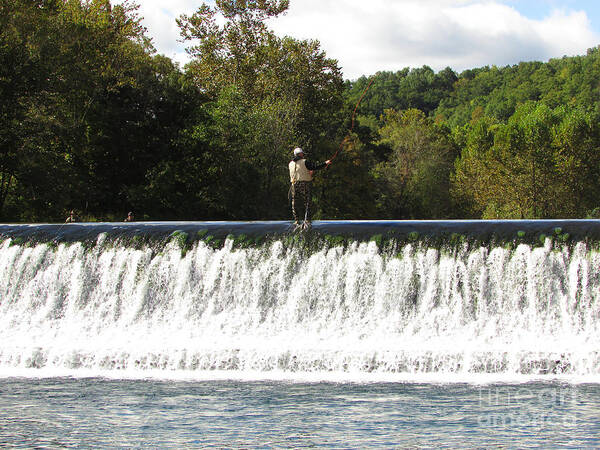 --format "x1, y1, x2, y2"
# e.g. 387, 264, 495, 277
53, 222, 67, 243
329, 75, 375, 162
